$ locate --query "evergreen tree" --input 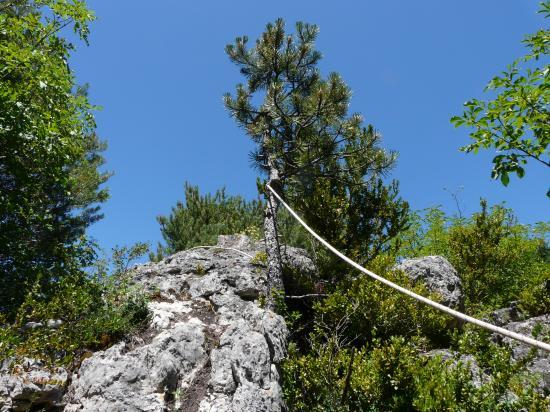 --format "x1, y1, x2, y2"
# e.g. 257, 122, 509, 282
153, 182, 264, 260
0, 1, 109, 316
225, 19, 408, 307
